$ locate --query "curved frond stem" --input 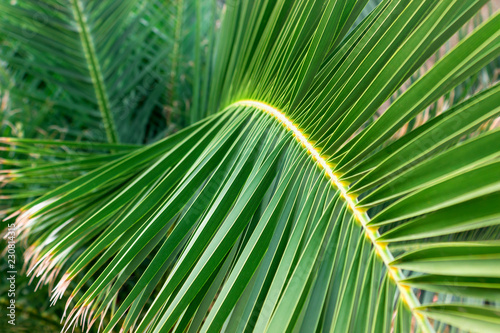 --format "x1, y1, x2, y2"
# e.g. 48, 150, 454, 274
70, 0, 119, 143
232, 99, 434, 333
